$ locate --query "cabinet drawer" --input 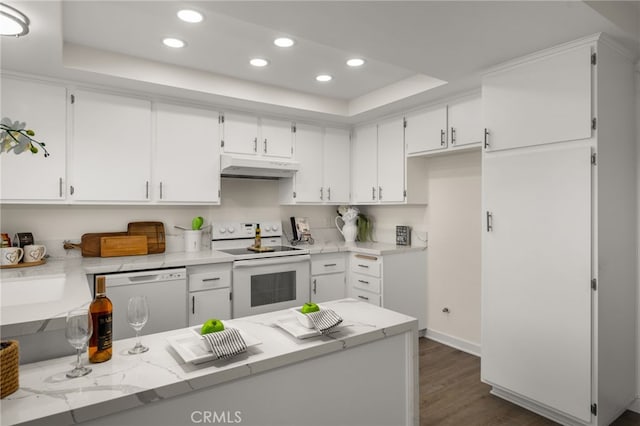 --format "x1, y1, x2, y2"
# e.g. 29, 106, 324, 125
351, 288, 381, 306
350, 253, 381, 277
311, 255, 346, 275
188, 264, 231, 291
351, 273, 381, 294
